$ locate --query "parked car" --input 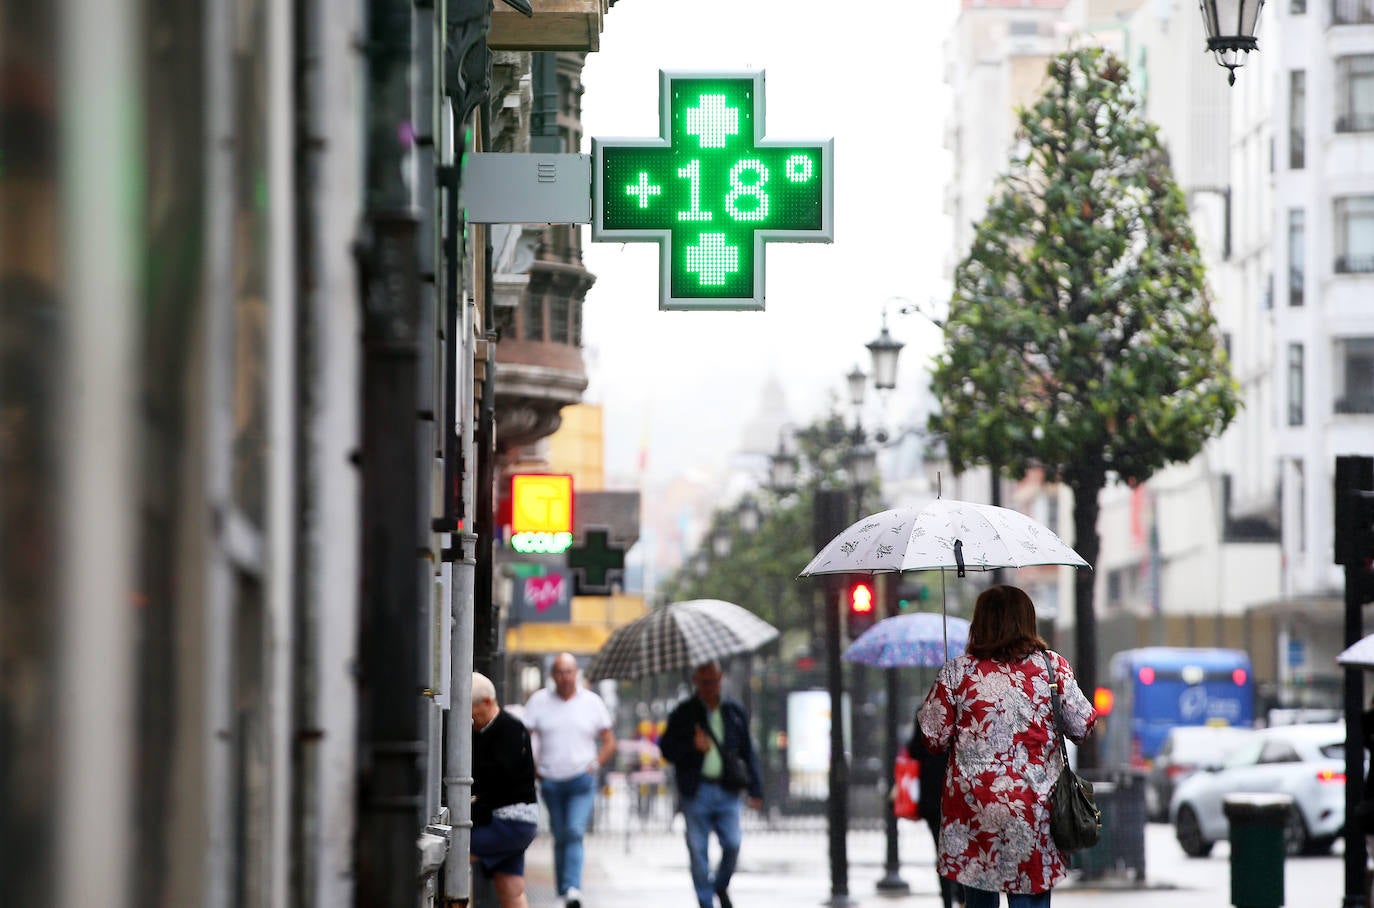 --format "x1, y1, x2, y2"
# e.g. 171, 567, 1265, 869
1145, 725, 1256, 821
1169, 722, 1349, 857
